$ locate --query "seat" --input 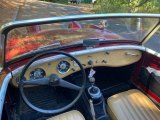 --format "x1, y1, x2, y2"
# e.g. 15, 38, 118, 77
107, 89, 160, 120
47, 110, 85, 120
